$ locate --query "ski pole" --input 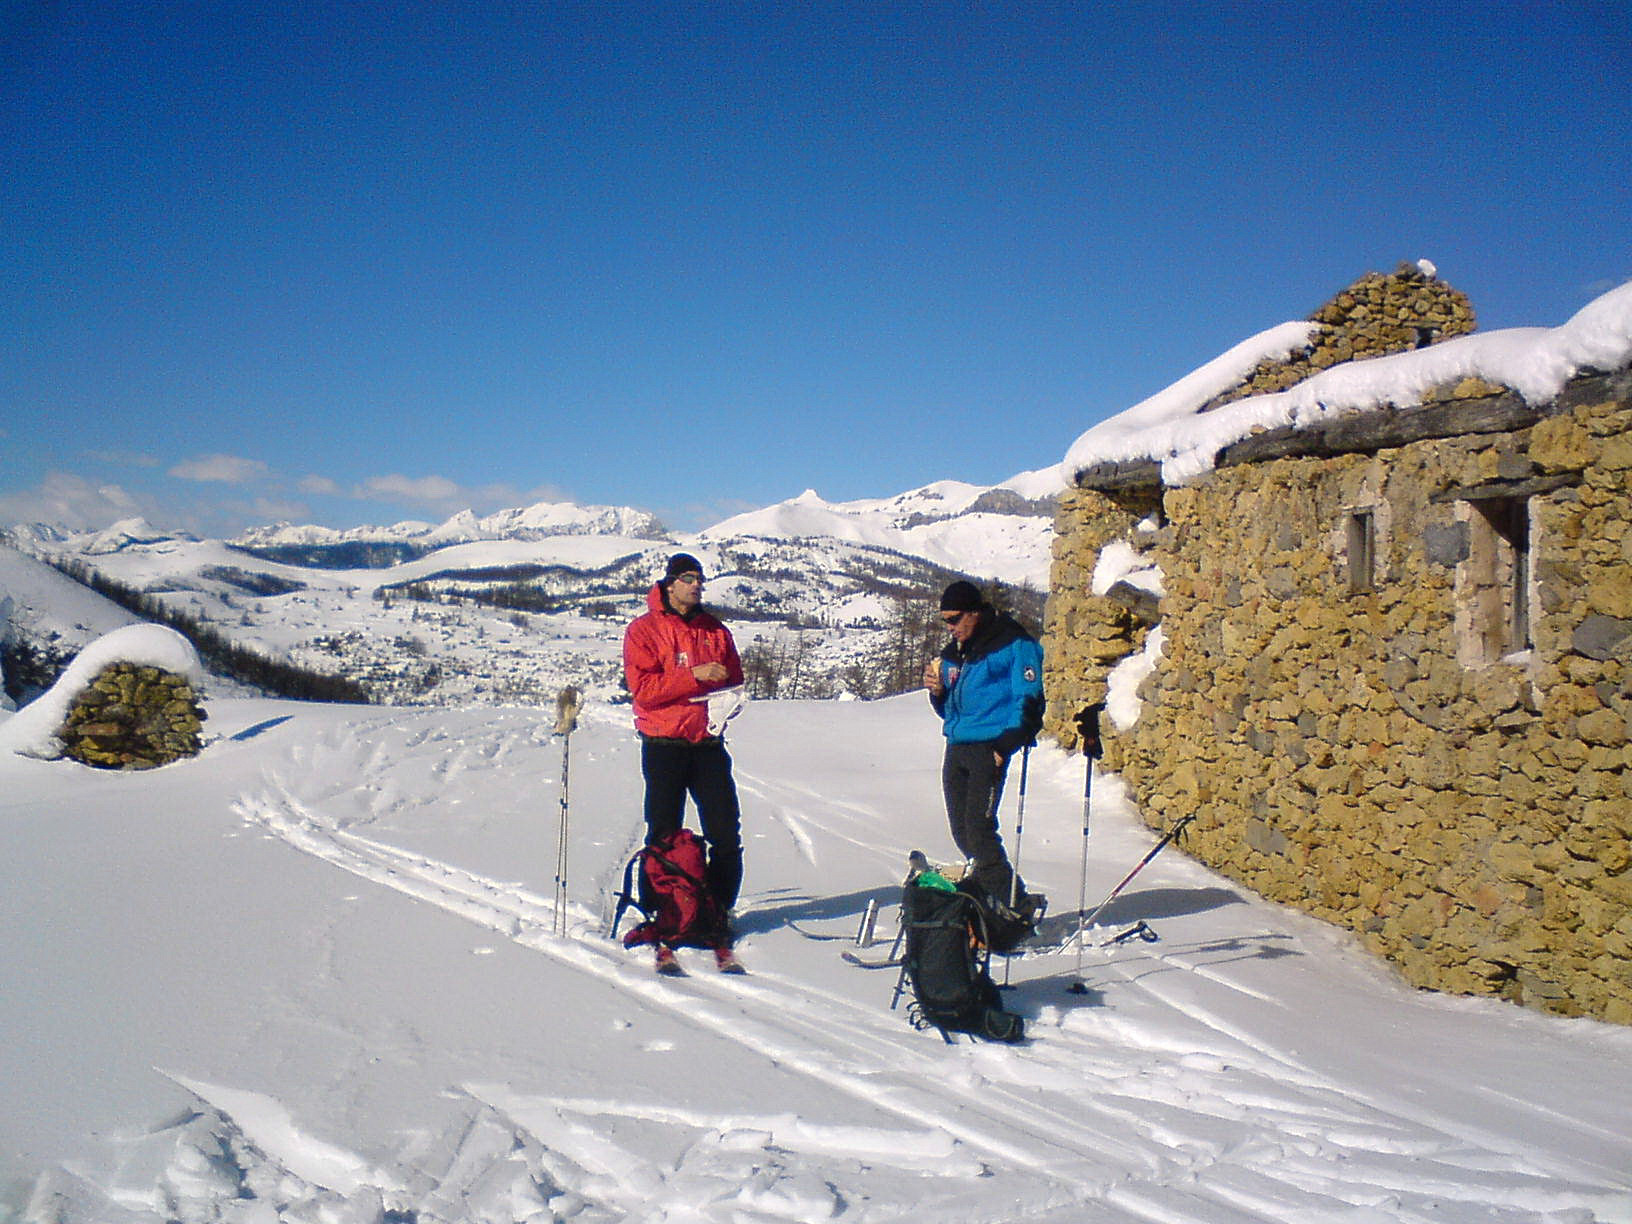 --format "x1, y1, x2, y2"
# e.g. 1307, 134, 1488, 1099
887, 850, 929, 1006
1007, 744, 1031, 914
552, 686, 581, 936
1001, 744, 1031, 988
1068, 704, 1104, 995
1078, 811, 1196, 934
